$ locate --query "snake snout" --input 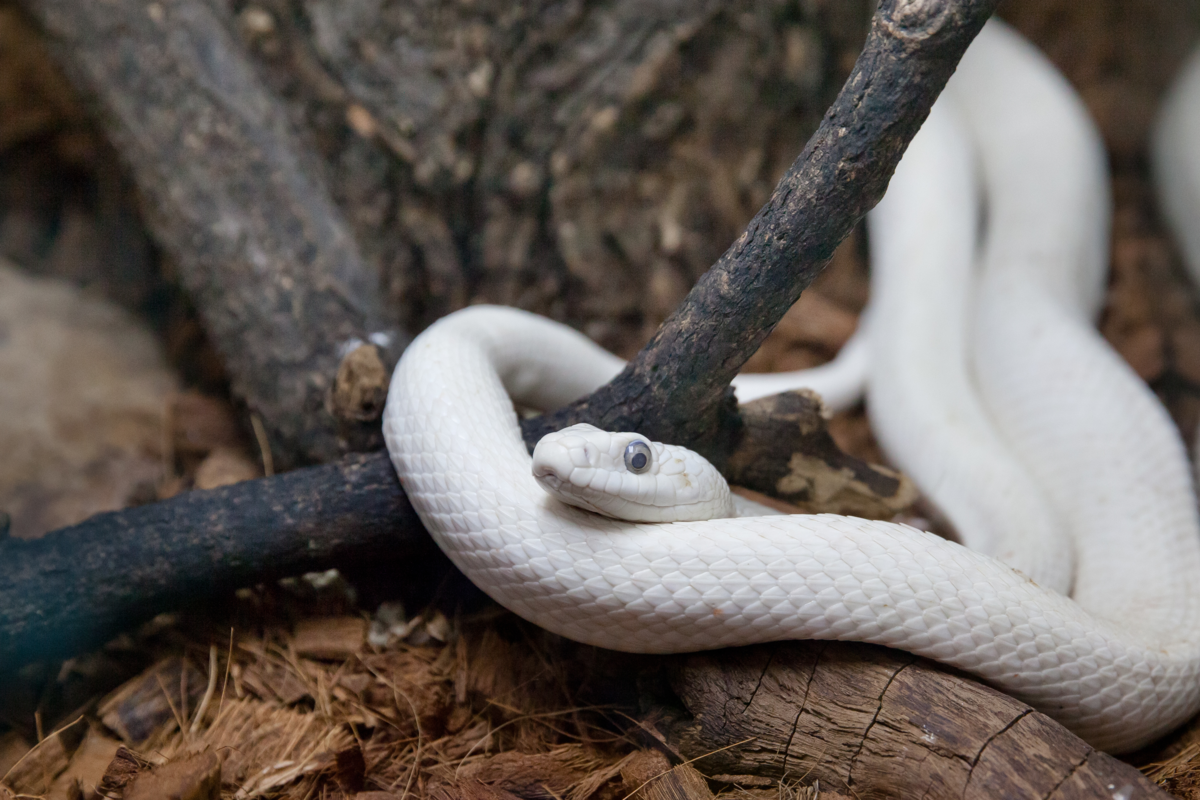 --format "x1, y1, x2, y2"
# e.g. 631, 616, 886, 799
531, 437, 599, 490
